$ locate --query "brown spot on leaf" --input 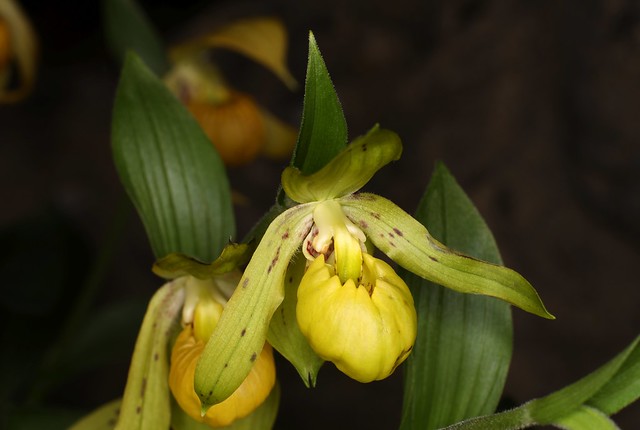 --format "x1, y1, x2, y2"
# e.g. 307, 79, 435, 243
136, 406, 141, 414
393, 228, 403, 236
359, 220, 369, 229
242, 278, 249, 289
241, 328, 246, 337
250, 352, 257, 362
428, 256, 438, 262
153, 352, 159, 361
282, 231, 290, 240
371, 212, 381, 219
